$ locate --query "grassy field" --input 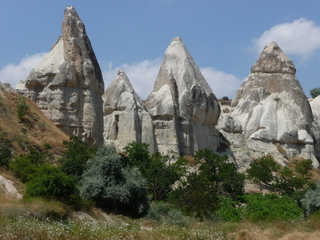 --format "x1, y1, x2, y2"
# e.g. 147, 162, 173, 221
1, 194, 320, 240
